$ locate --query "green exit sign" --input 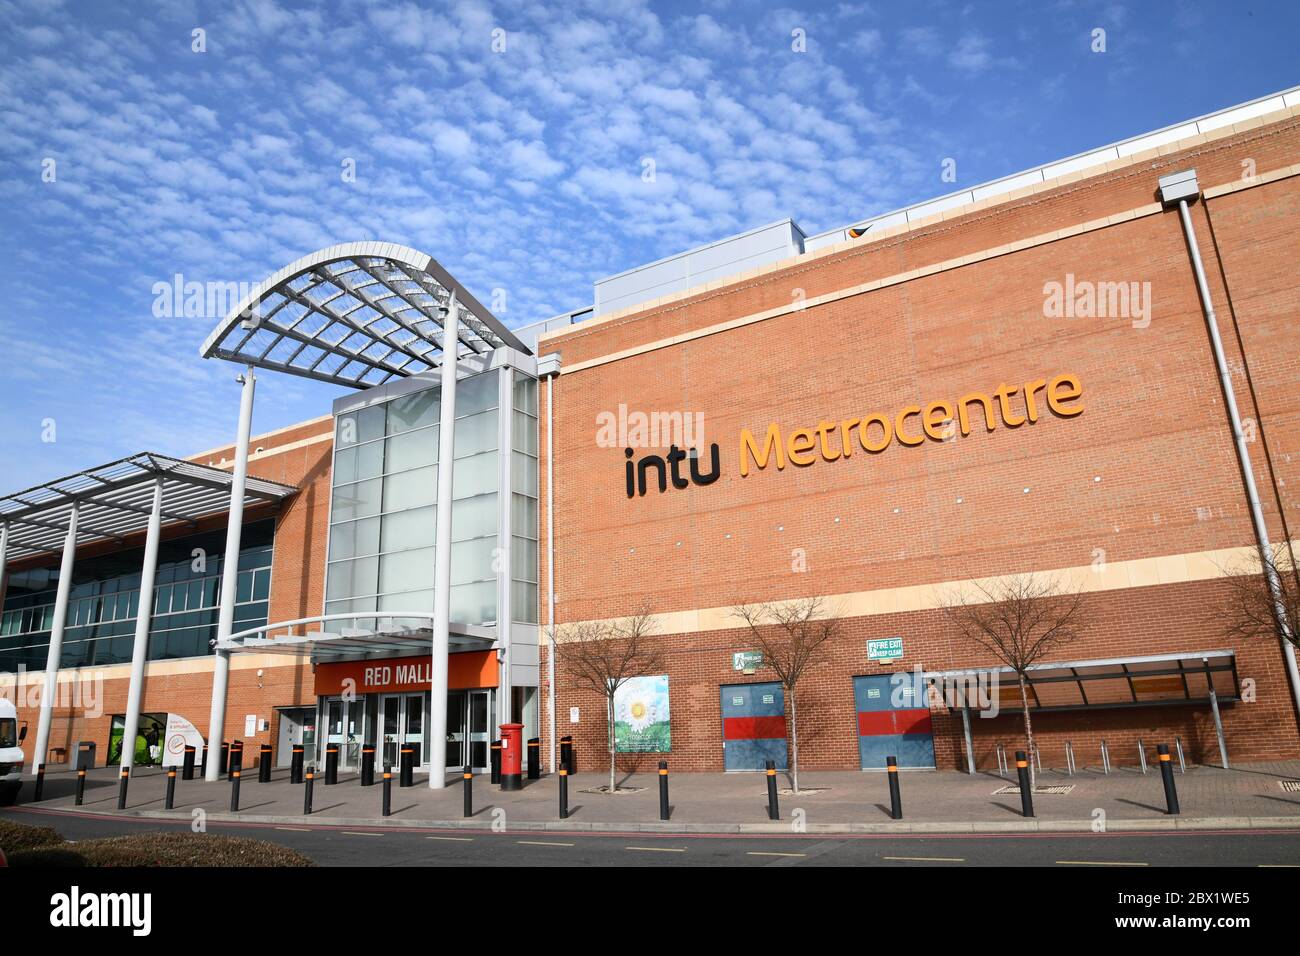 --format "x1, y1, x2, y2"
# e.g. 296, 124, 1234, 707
733, 651, 764, 671
868, 638, 904, 662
